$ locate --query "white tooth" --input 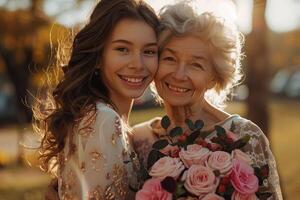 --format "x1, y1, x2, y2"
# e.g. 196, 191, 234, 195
168, 84, 188, 93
